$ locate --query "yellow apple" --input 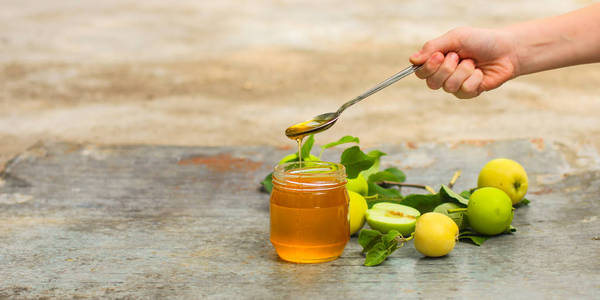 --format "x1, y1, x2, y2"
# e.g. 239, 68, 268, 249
346, 173, 368, 195
413, 212, 459, 257
348, 190, 368, 235
477, 158, 528, 205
